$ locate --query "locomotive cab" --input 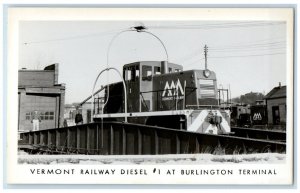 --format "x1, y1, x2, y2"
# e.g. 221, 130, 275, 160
123, 61, 183, 113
